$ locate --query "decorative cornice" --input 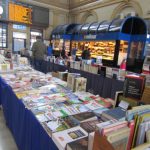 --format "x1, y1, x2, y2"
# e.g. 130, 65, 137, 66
70, 0, 125, 14
19, 0, 69, 13
69, 0, 96, 9
111, 0, 143, 19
